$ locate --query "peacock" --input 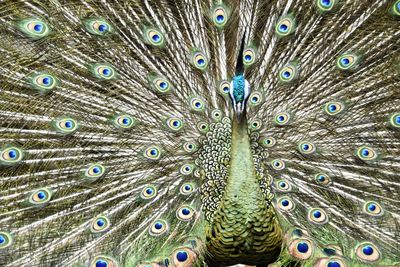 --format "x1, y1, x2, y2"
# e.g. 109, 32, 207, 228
0, 0, 399, 266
